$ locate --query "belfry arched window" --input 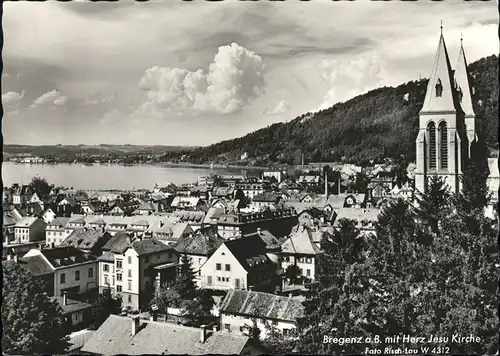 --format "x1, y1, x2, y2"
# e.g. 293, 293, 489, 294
427, 122, 437, 170
435, 78, 443, 97
438, 121, 448, 170
457, 86, 463, 103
